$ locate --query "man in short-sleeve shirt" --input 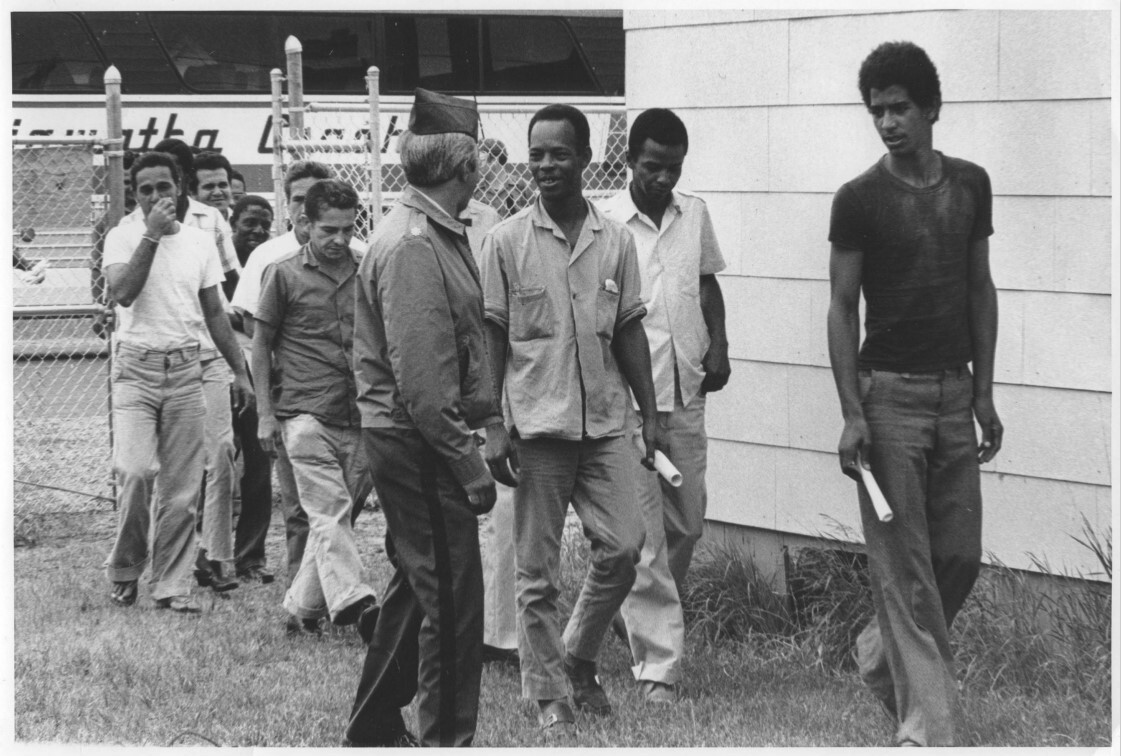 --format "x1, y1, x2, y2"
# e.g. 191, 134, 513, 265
599, 108, 730, 704
252, 179, 378, 636
827, 42, 1002, 747
480, 103, 659, 732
